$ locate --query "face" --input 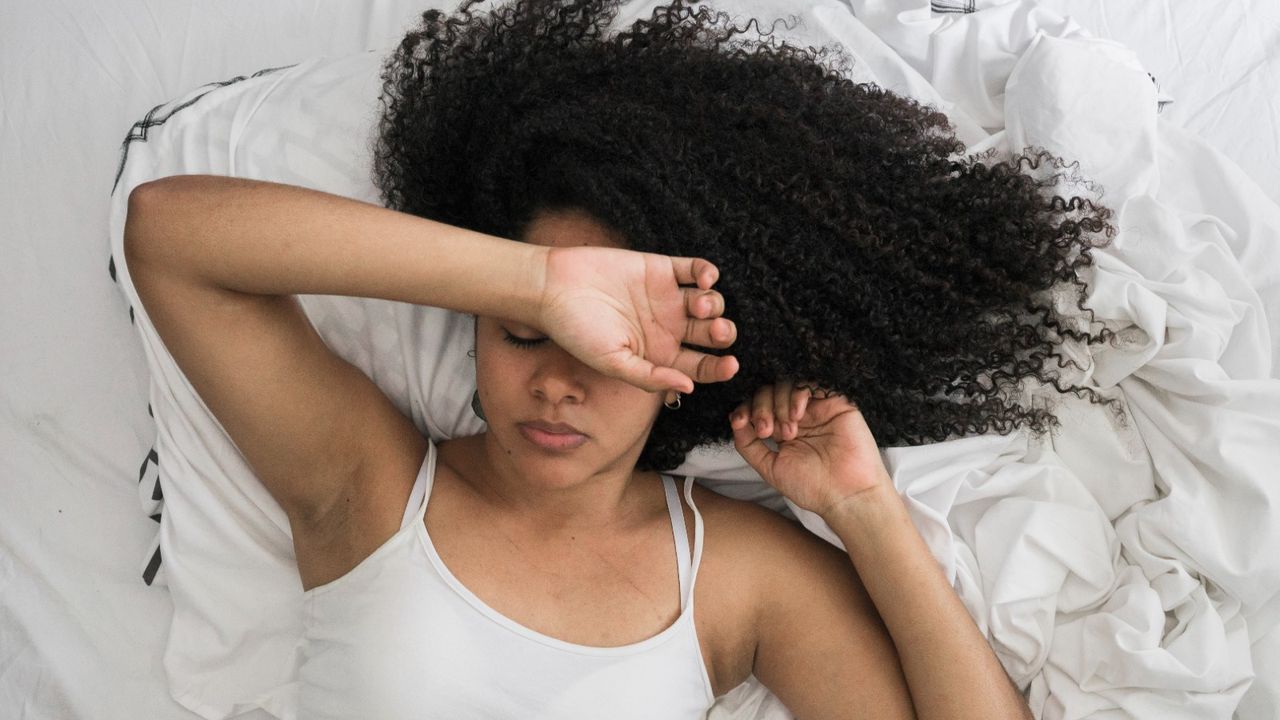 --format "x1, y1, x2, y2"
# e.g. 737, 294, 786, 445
472, 208, 668, 487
